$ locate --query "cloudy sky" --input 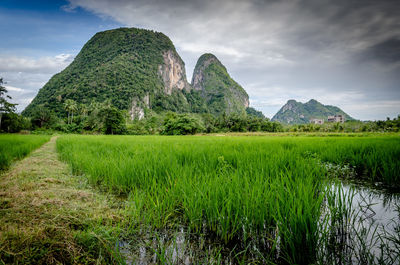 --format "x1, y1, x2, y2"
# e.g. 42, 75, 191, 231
1, 0, 399, 120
